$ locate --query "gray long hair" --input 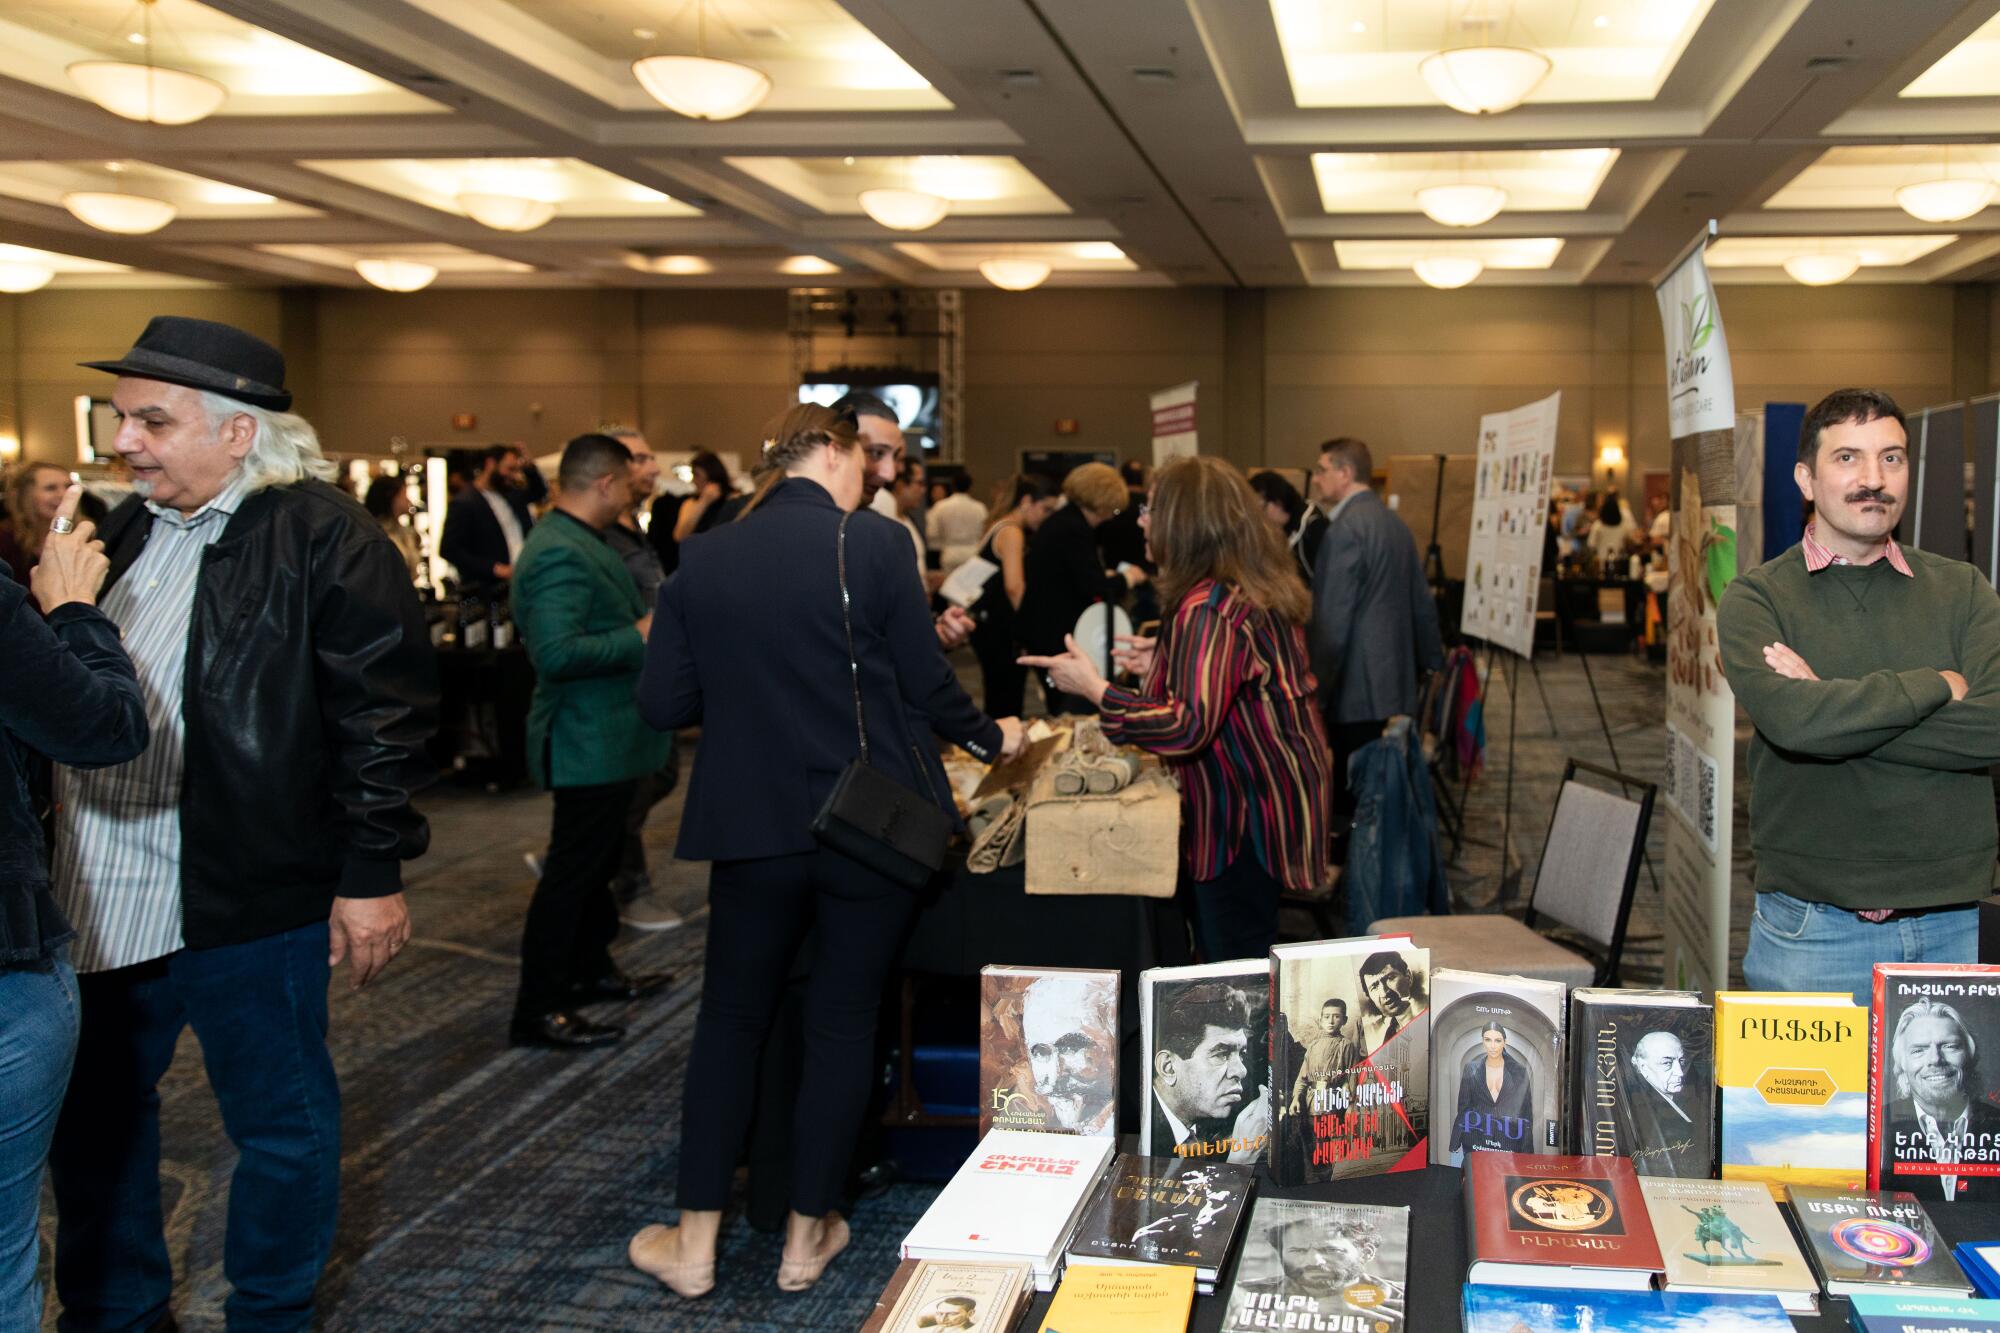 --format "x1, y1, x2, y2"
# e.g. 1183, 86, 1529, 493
198, 390, 337, 491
